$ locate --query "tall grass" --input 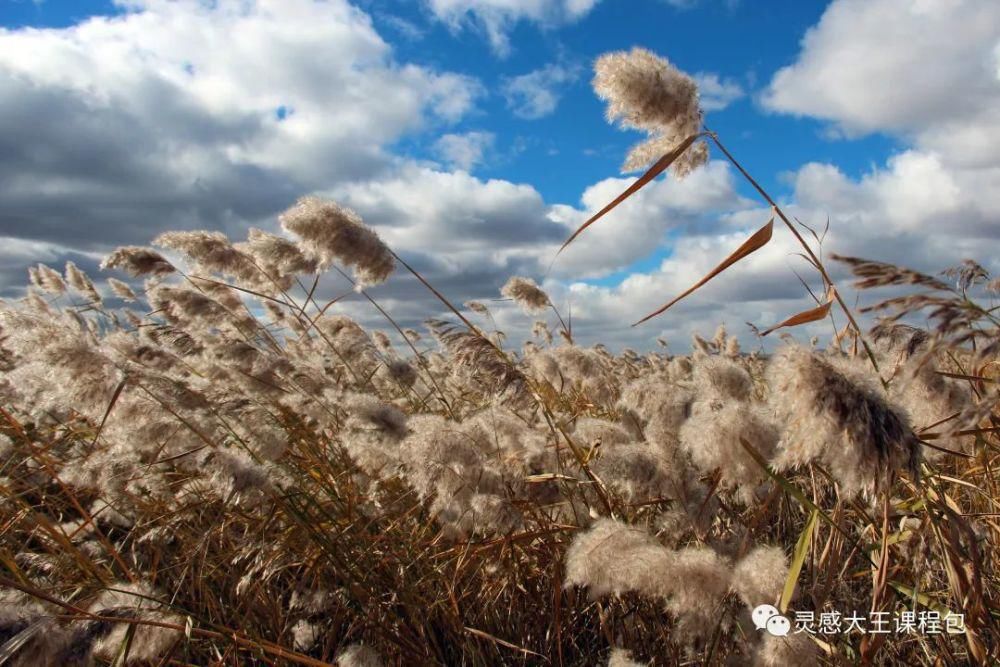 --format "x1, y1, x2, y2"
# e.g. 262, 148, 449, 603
1, 48, 998, 666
